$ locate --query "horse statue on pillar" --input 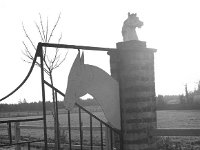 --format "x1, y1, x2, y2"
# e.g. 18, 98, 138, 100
122, 12, 143, 41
